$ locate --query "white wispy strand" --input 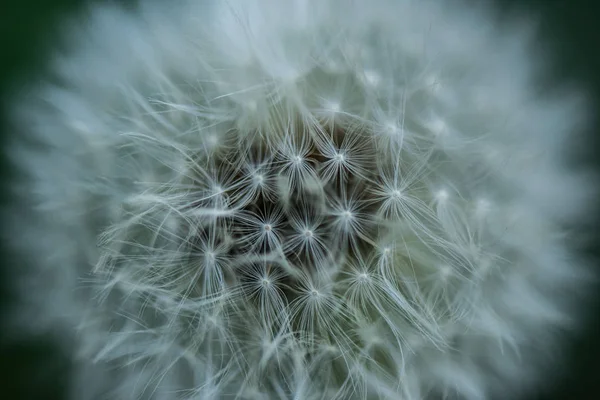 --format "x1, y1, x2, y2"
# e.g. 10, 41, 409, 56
3, 0, 597, 399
